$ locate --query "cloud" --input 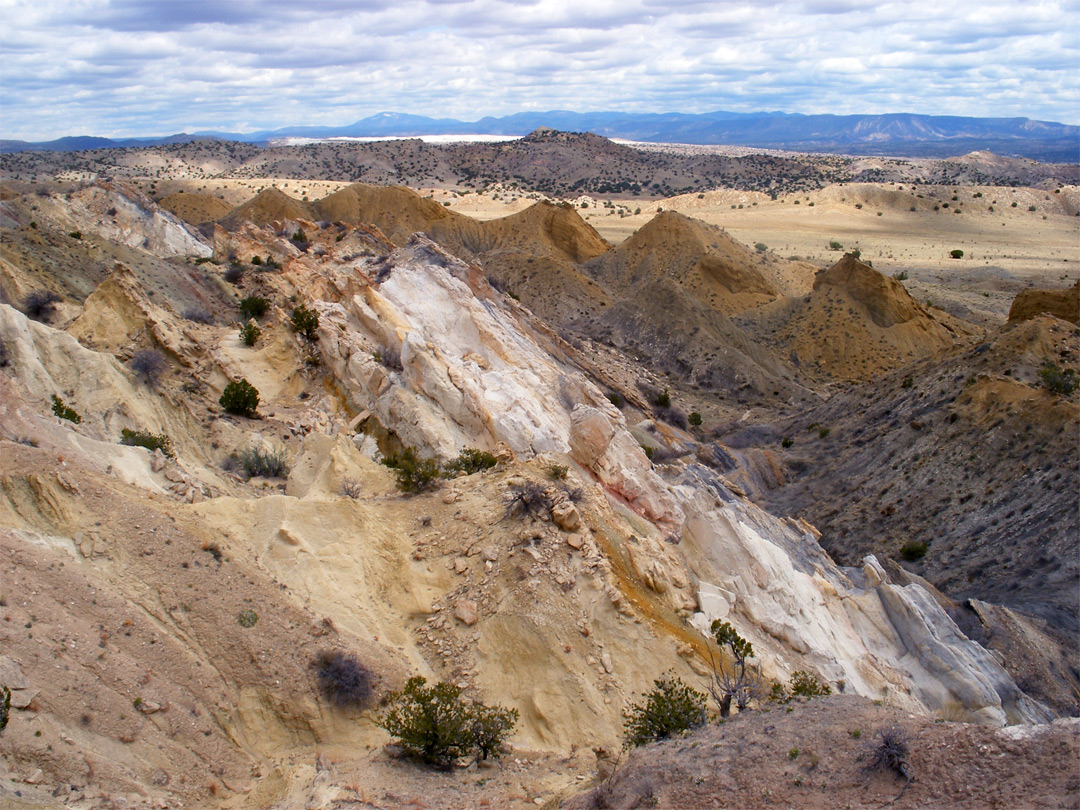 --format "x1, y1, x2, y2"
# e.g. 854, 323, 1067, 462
1, 0, 1076, 140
